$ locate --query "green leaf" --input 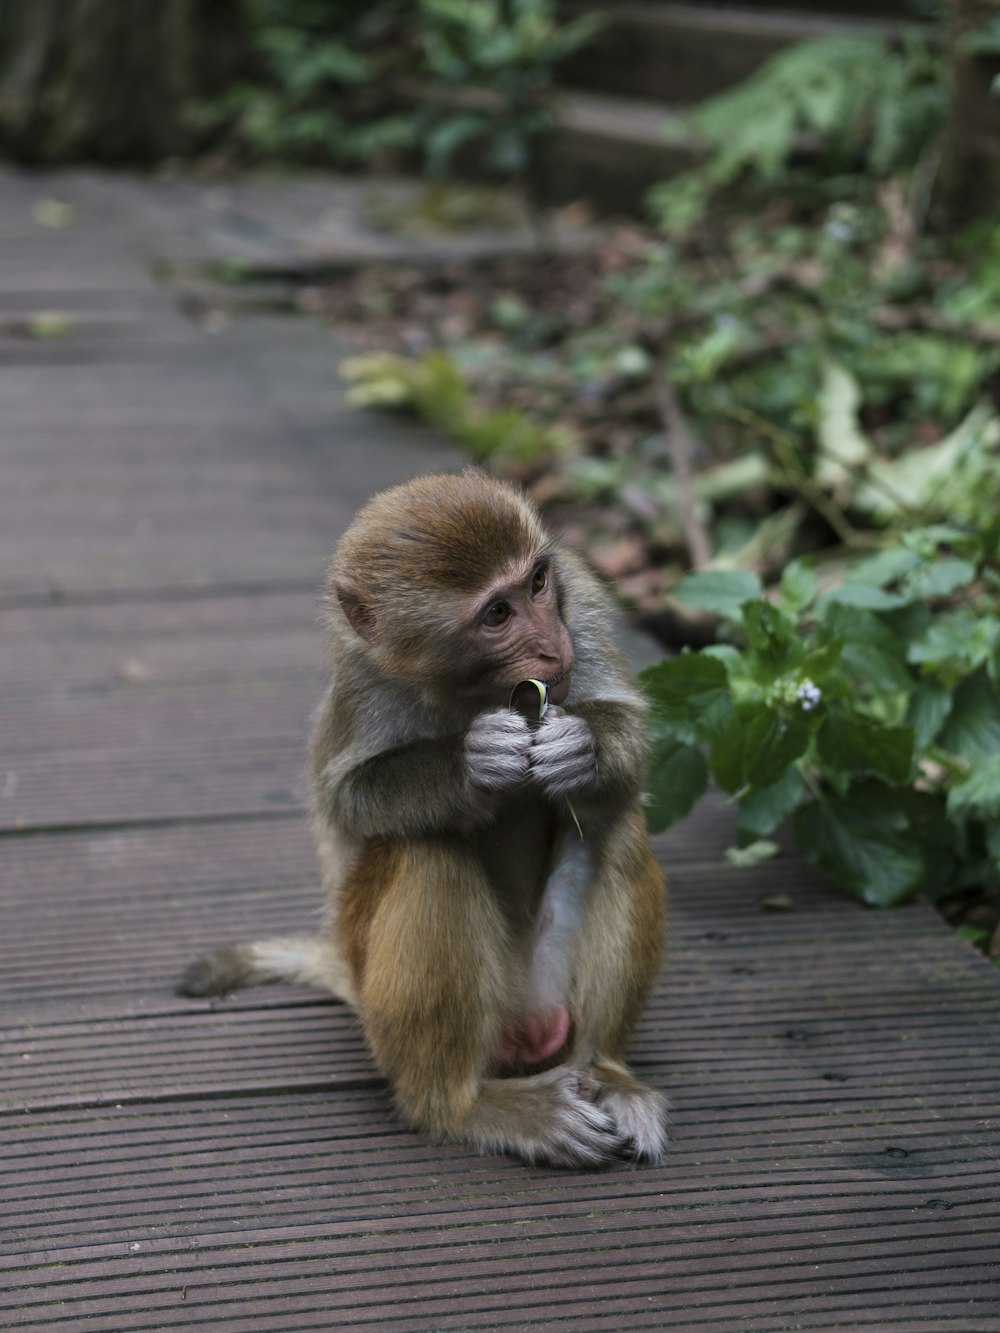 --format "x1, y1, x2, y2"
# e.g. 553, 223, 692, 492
855, 403, 994, 519
725, 839, 781, 867
645, 734, 709, 833
425, 111, 488, 173
672, 569, 763, 620
741, 601, 804, 680
709, 711, 749, 795
793, 789, 924, 906
907, 609, 990, 671
815, 360, 872, 497
736, 765, 804, 840
817, 582, 912, 612
846, 548, 921, 588
955, 923, 991, 948
906, 559, 977, 600
800, 633, 845, 684
938, 670, 1000, 760
947, 754, 1000, 821
906, 679, 952, 752
824, 606, 913, 693
640, 653, 733, 745
779, 558, 818, 614
899, 788, 958, 895
816, 711, 914, 783
900, 525, 976, 558
710, 704, 811, 793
